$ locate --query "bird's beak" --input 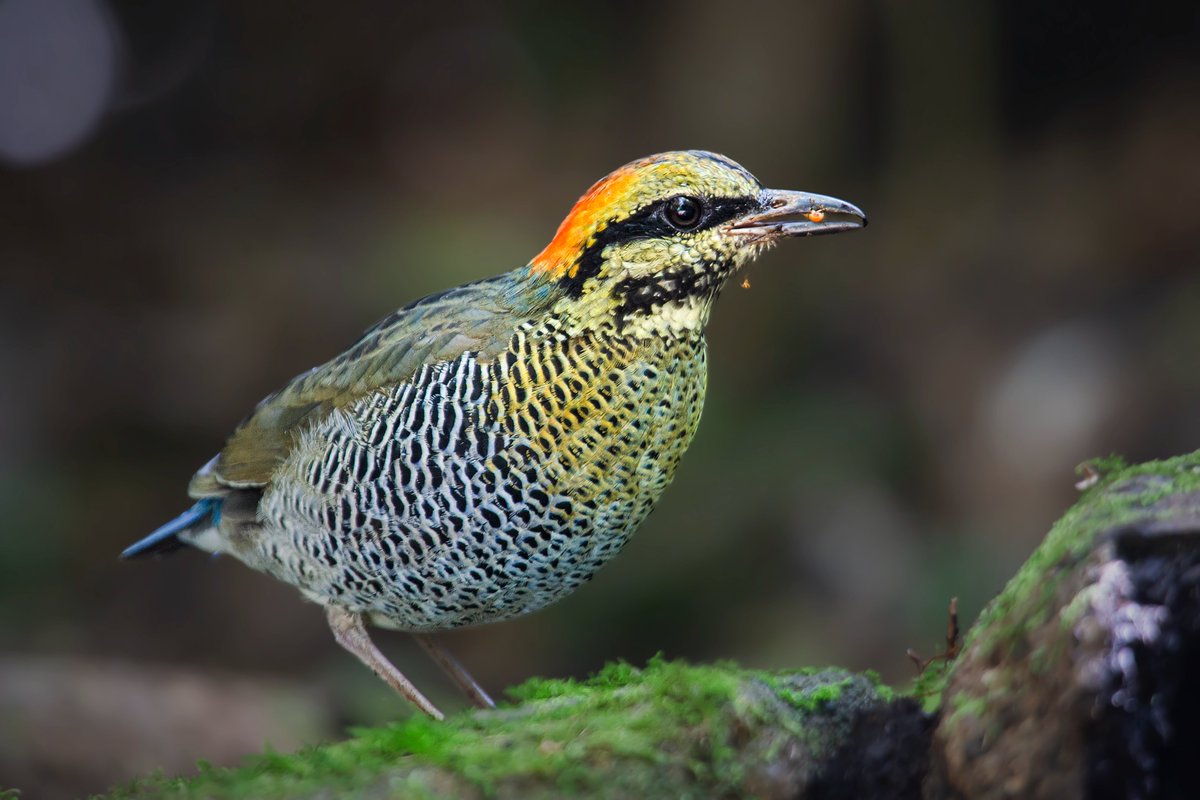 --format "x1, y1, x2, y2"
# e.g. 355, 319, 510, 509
727, 189, 867, 239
